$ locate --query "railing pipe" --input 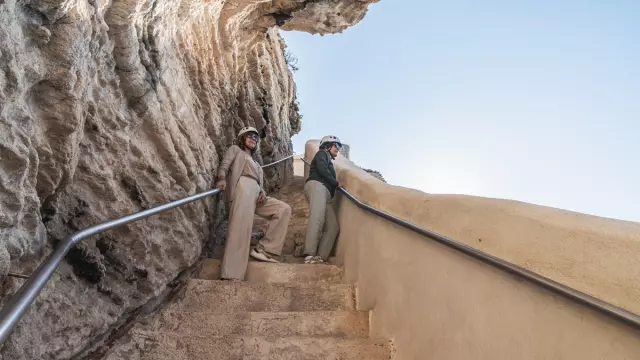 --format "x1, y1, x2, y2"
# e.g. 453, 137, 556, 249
0, 153, 296, 345
300, 156, 640, 330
